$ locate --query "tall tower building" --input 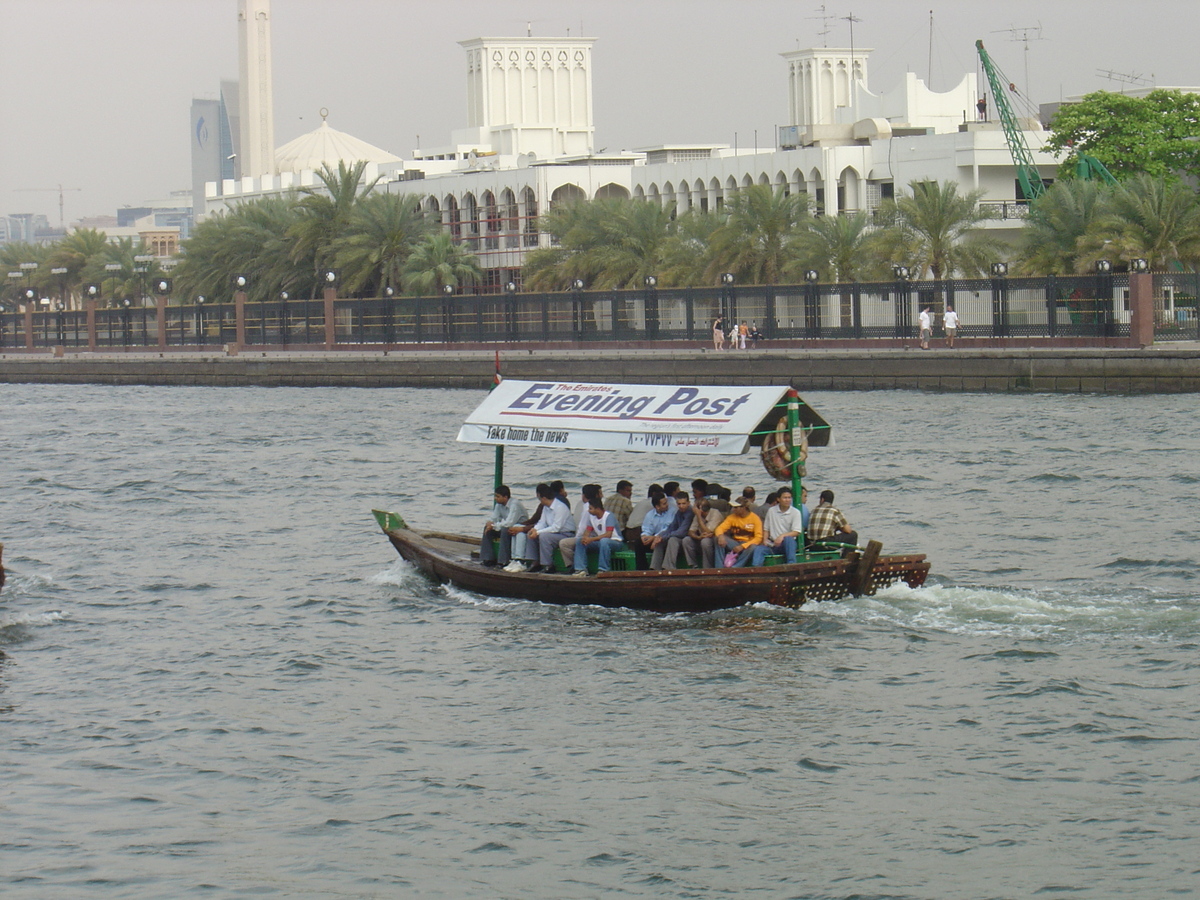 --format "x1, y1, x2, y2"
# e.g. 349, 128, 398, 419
457, 37, 595, 158
238, 0, 276, 176
781, 47, 871, 130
